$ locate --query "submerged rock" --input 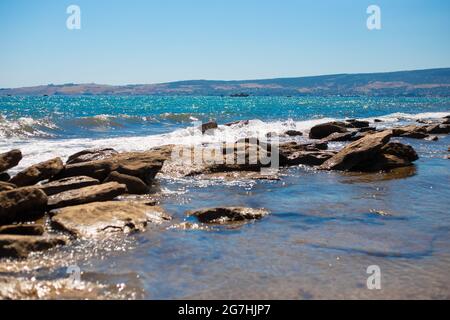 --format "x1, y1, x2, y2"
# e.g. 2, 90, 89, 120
309, 122, 348, 139
0, 235, 67, 258
38, 176, 100, 196
0, 224, 44, 236
66, 148, 118, 165
0, 181, 16, 192
104, 171, 149, 195
51, 201, 171, 238
186, 207, 269, 224
0, 187, 48, 225
47, 182, 127, 209
10, 158, 64, 187
0, 149, 22, 173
